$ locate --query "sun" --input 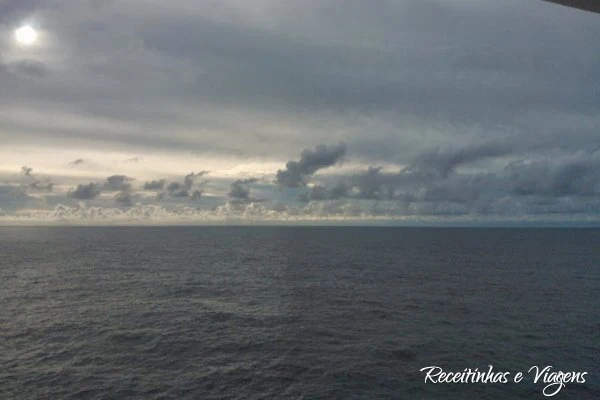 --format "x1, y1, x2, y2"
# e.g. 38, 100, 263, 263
15, 25, 38, 46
